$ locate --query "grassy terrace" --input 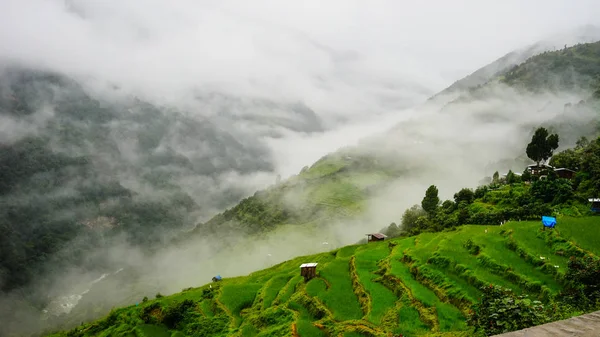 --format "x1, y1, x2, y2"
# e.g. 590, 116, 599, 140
49, 216, 599, 337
